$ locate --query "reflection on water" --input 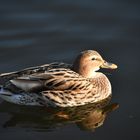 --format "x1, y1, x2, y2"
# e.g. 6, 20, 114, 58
0, 97, 118, 132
